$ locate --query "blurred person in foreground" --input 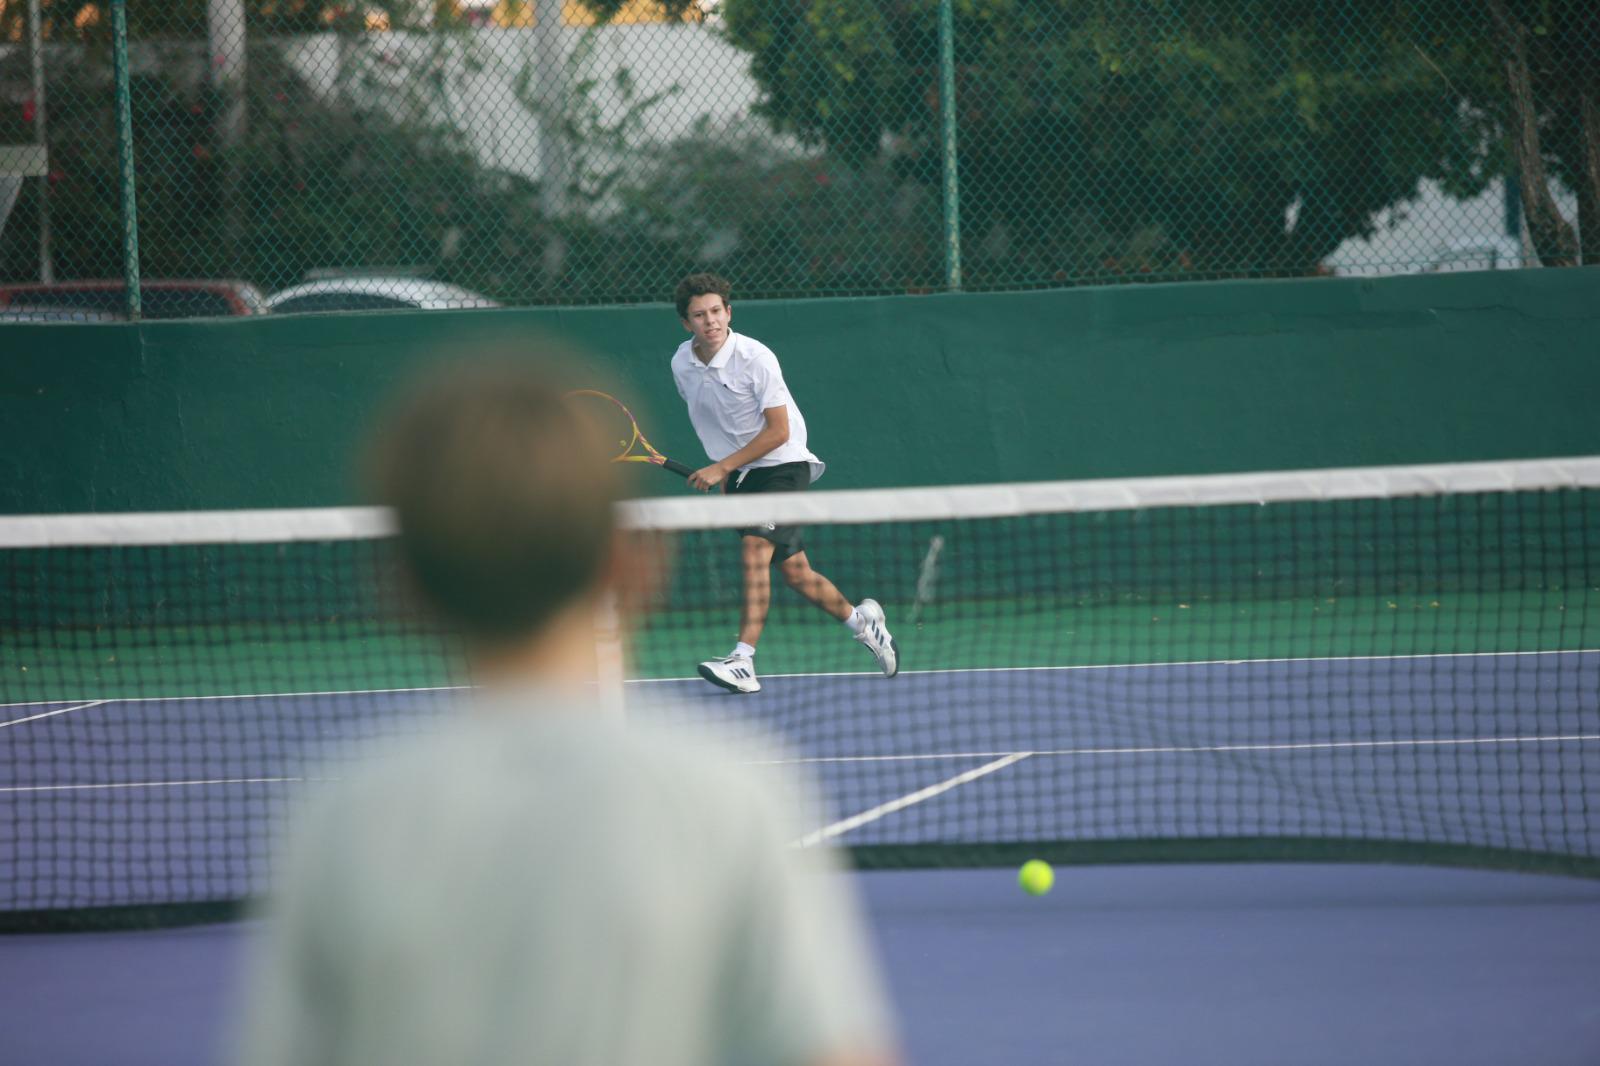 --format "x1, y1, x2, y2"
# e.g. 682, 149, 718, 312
235, 357, 898, 1066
